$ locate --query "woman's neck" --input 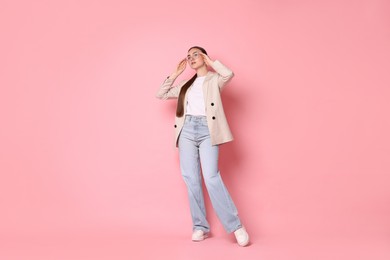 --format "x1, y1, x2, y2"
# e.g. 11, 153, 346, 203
196, 65, 208, 77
